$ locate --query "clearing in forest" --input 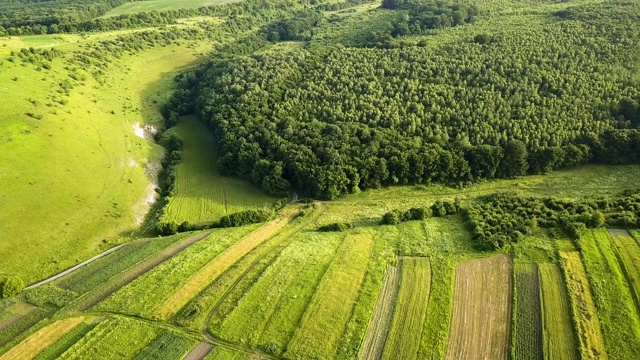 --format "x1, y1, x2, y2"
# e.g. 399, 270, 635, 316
512, 263, 543, 360
285, 232, 374, 359
156, 213, 293, 319
0, 317, 85, 360
445, 254, 512, 360
538, 263, 579, 360
162, 117, 276, 225
359, 266, 400, 360
381, 257, 431, 360
559, 251, 606, 359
